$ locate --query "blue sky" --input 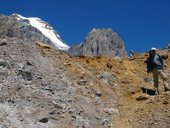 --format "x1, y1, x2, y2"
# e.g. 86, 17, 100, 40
0, 0, 170, 53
